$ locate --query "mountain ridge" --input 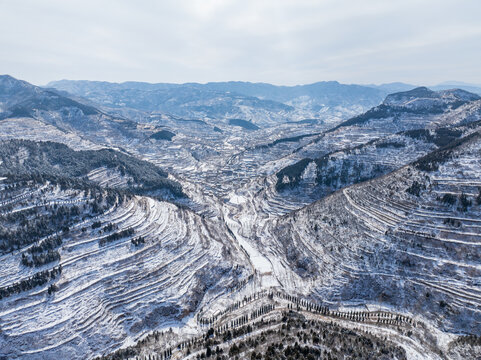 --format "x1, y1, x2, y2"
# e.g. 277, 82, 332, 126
1, 74, 481, 359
